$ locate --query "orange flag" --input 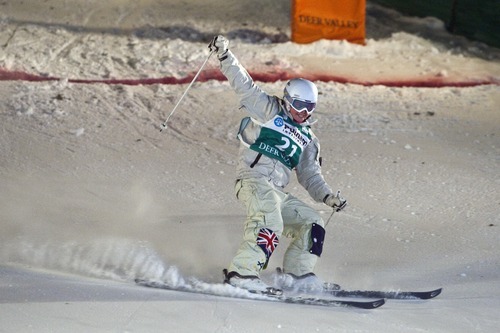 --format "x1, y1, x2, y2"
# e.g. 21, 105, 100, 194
292, 0, 366, 45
